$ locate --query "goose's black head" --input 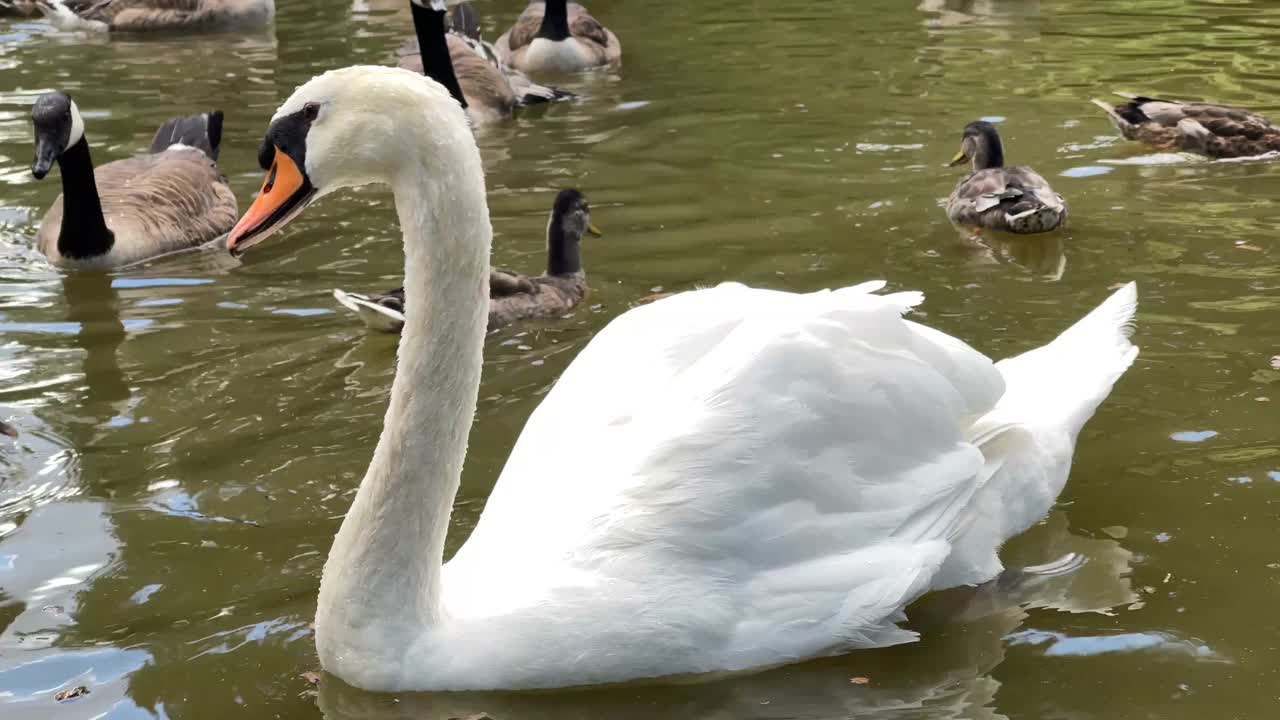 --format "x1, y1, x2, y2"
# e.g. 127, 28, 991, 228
31, 91, 83, 180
